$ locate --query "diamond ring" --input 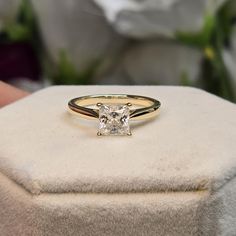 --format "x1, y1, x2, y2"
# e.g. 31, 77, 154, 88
68, 94, 161, 136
